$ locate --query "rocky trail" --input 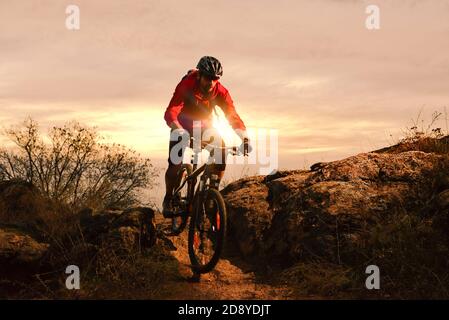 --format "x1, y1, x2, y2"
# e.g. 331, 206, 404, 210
154, 213, 297, 300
